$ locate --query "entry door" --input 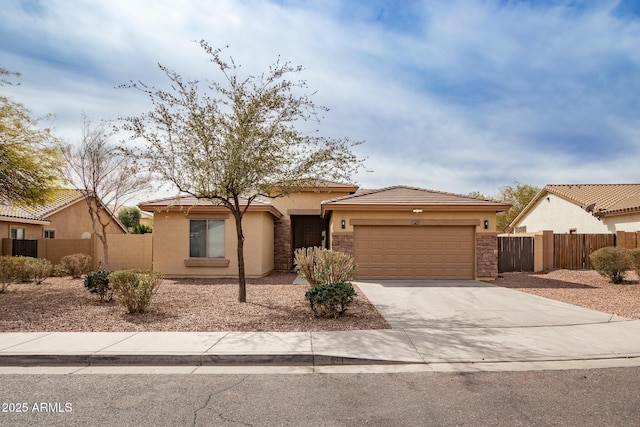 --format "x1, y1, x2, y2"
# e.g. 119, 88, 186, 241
292, 215, 329, 250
